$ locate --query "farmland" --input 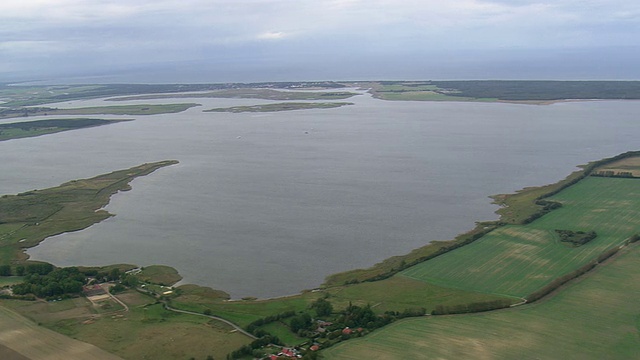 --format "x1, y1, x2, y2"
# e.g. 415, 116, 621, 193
323, 241, 640, 359
2, 290, 250, 360
0, 302, 122, 360
401, 176, 640, 298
